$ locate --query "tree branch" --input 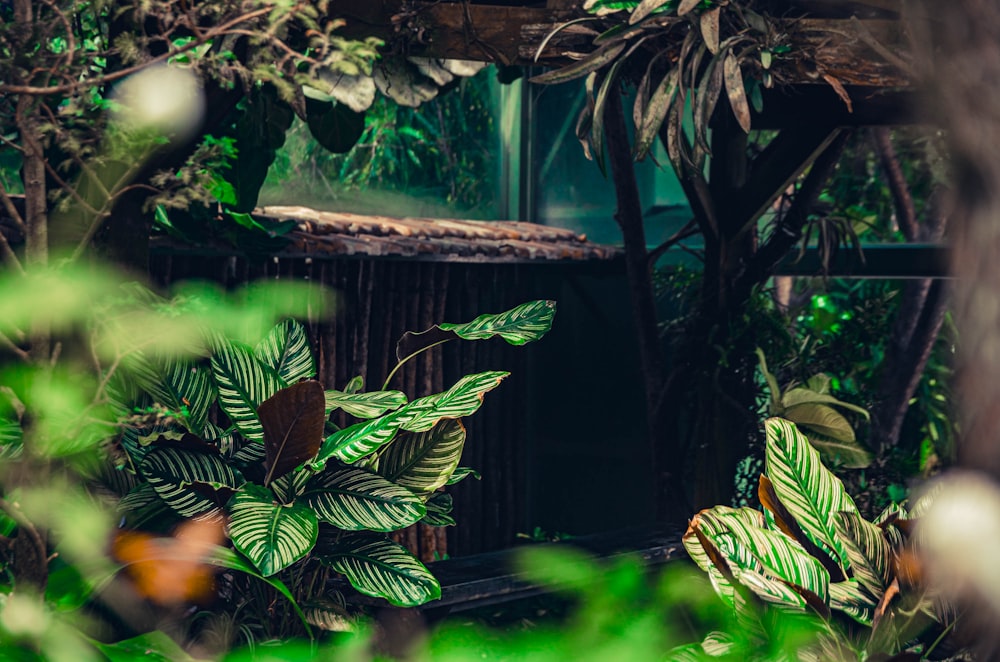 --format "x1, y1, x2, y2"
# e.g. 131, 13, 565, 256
873, 127, 919, 241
